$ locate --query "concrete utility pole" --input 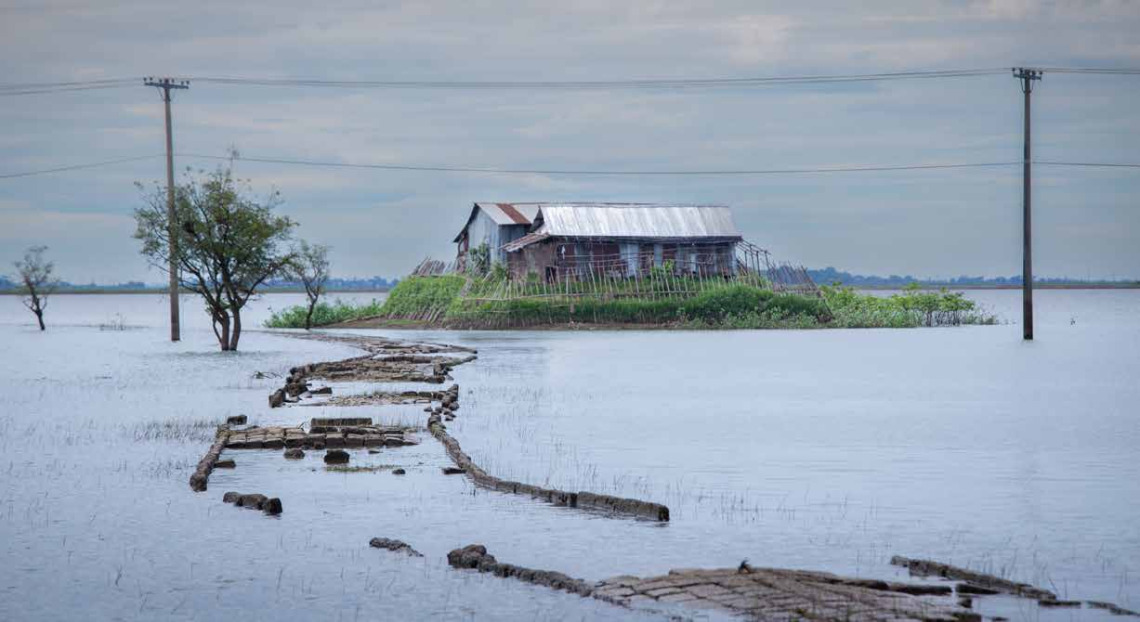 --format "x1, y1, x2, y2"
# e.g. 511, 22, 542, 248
1013, 68, 1041, 341
144, 77, 190, 342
